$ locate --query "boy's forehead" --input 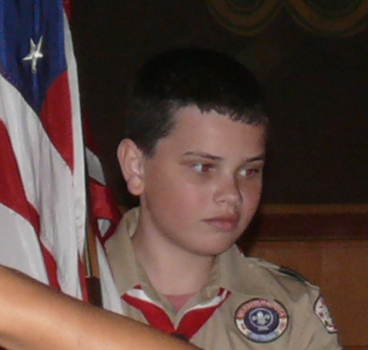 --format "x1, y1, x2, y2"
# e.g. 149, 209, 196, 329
170, 105, 266, 138
154, 105, 266, 157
